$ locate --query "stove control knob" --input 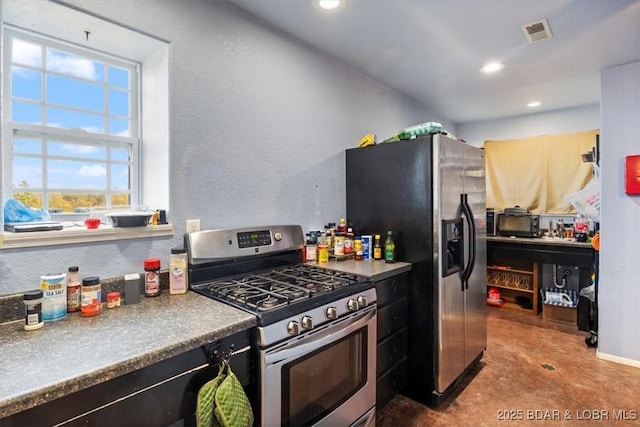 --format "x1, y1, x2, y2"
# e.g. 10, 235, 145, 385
287, 321, 300, 336
301, 315, 313, 329
357, 296, 368, 308
274, 232, 282, 241
347, 299, 359, 311
326, 307, 338, 319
